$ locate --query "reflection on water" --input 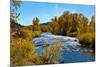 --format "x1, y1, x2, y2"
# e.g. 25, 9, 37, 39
33, 32, 95, 63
